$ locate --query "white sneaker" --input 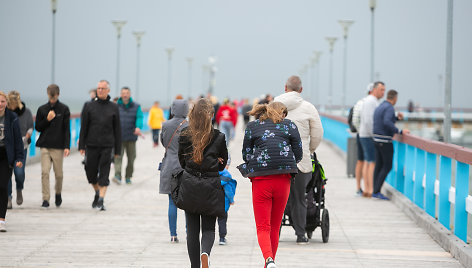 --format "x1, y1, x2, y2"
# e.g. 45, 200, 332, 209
0, 221, 6, 232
